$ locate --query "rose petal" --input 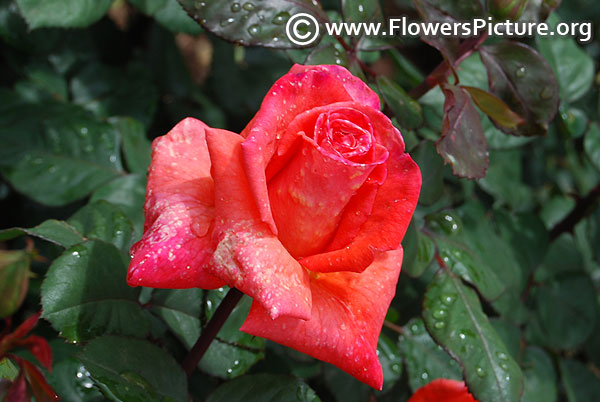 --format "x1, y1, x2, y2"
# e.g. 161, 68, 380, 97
128, 118, 225, 289
268, 117, 386, 257
288, 65, 381, 110
205, 128, 312, 320
408, 379, 478, 402
241, 65, 381, 234
241, 248, 403, 390
301, 106, 421, 273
